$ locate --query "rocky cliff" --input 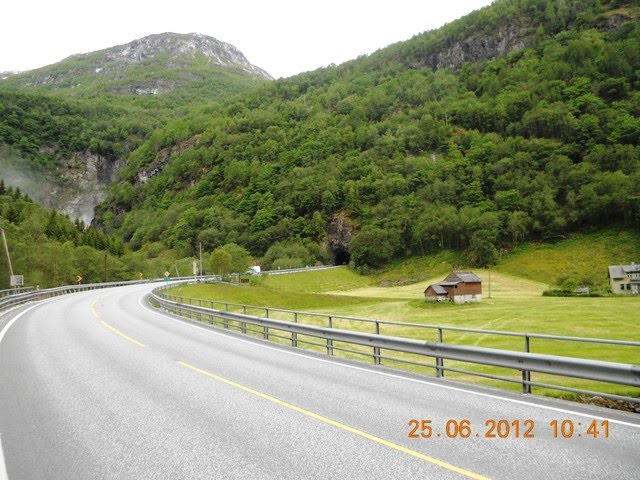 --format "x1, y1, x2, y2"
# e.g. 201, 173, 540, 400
420, 24, 527, 71
0, 146, 122, 225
